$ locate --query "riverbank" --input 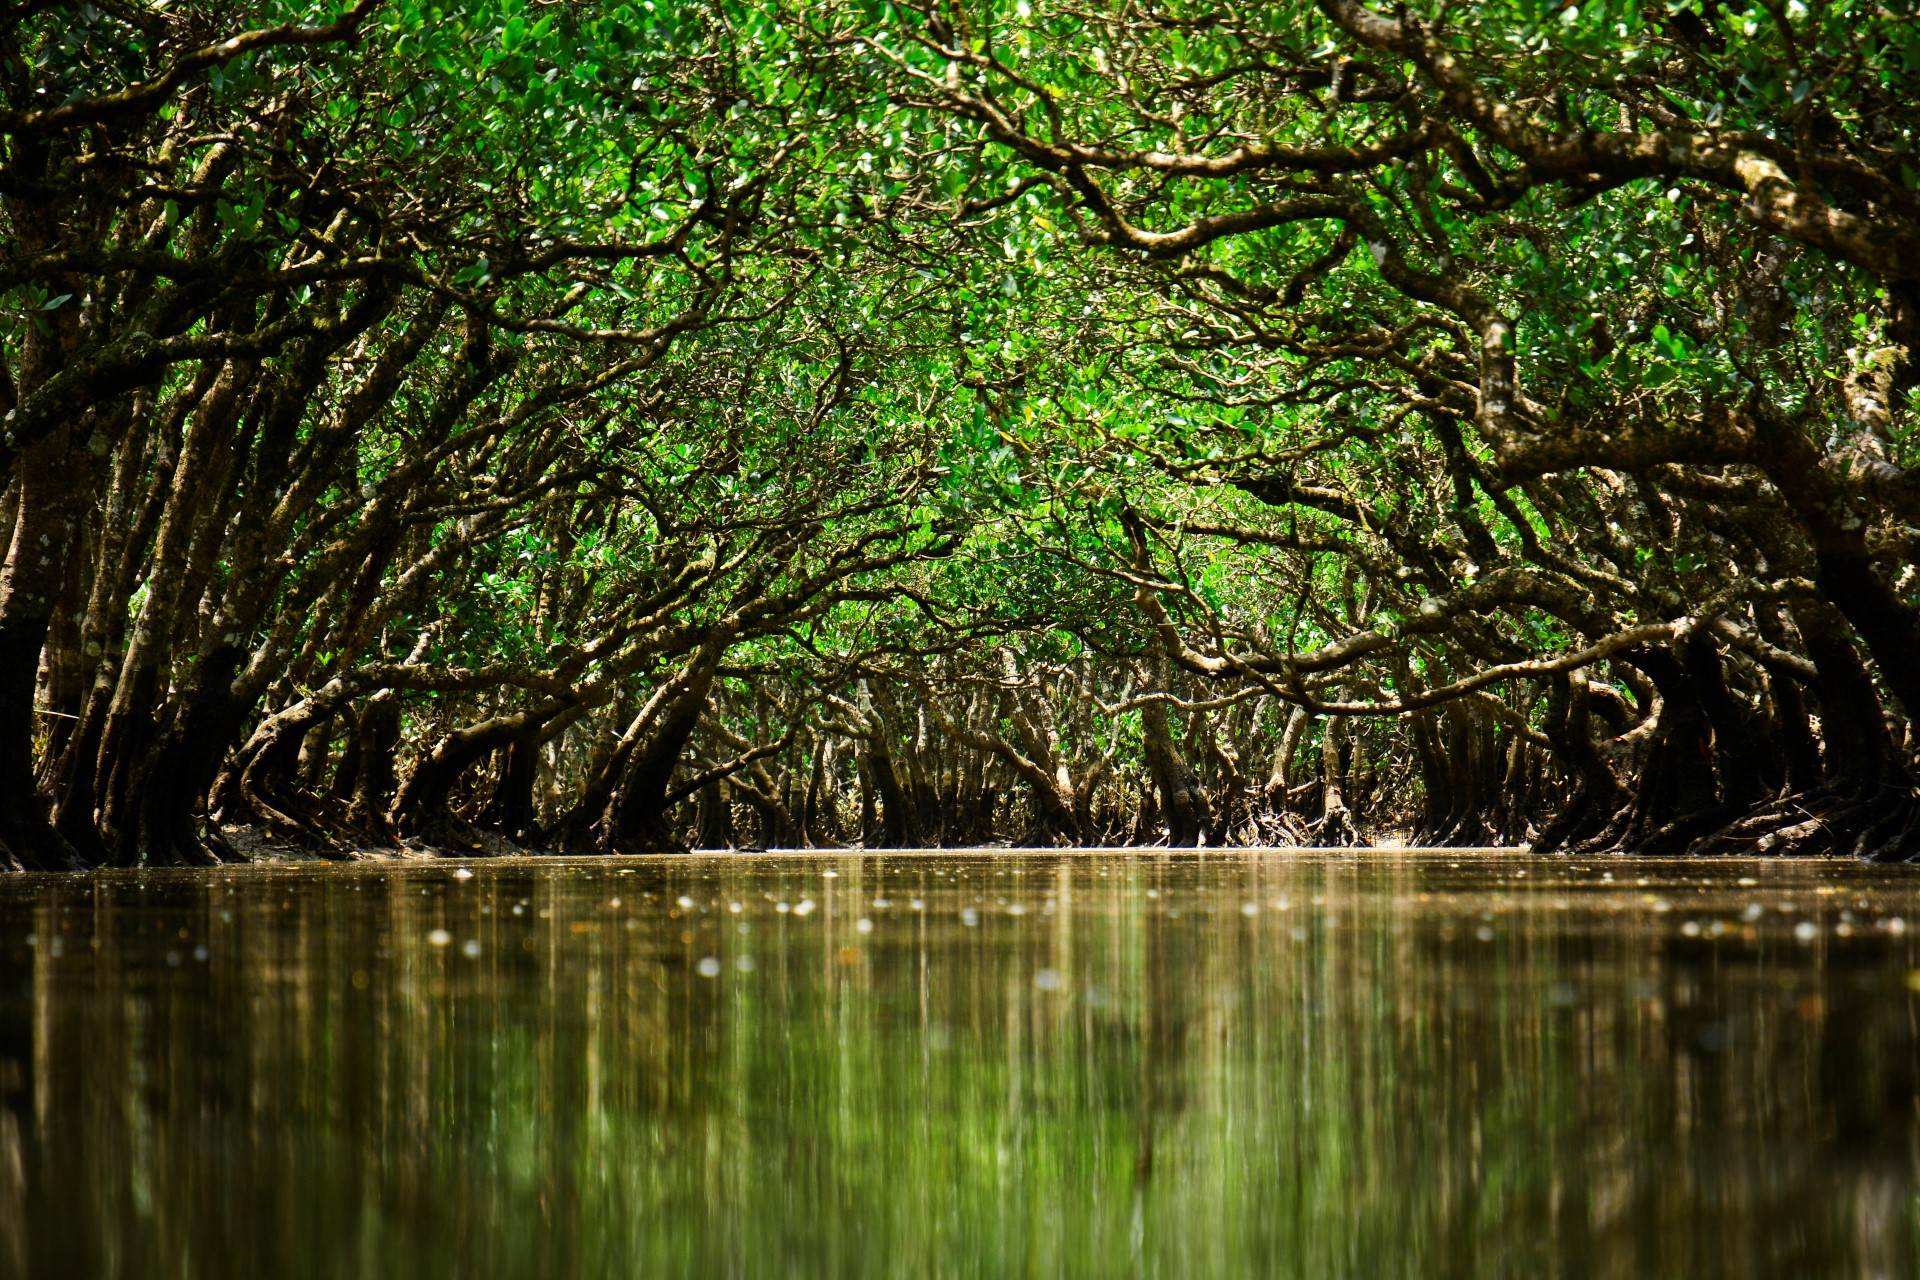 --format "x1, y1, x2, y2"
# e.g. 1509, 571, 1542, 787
200, 825, 1461, 866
